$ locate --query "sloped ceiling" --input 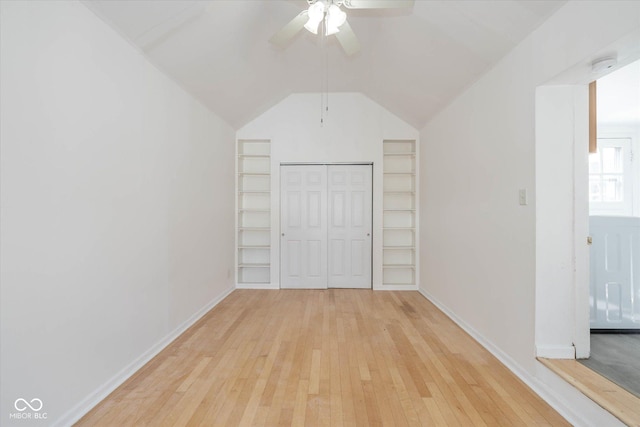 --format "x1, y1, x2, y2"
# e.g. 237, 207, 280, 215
83, 0, 566, 129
